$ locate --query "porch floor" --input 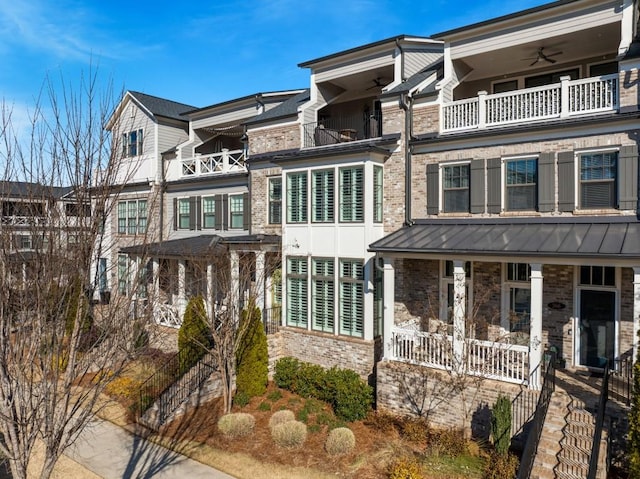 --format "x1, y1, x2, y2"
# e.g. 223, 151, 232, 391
554, 368, 603, 410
